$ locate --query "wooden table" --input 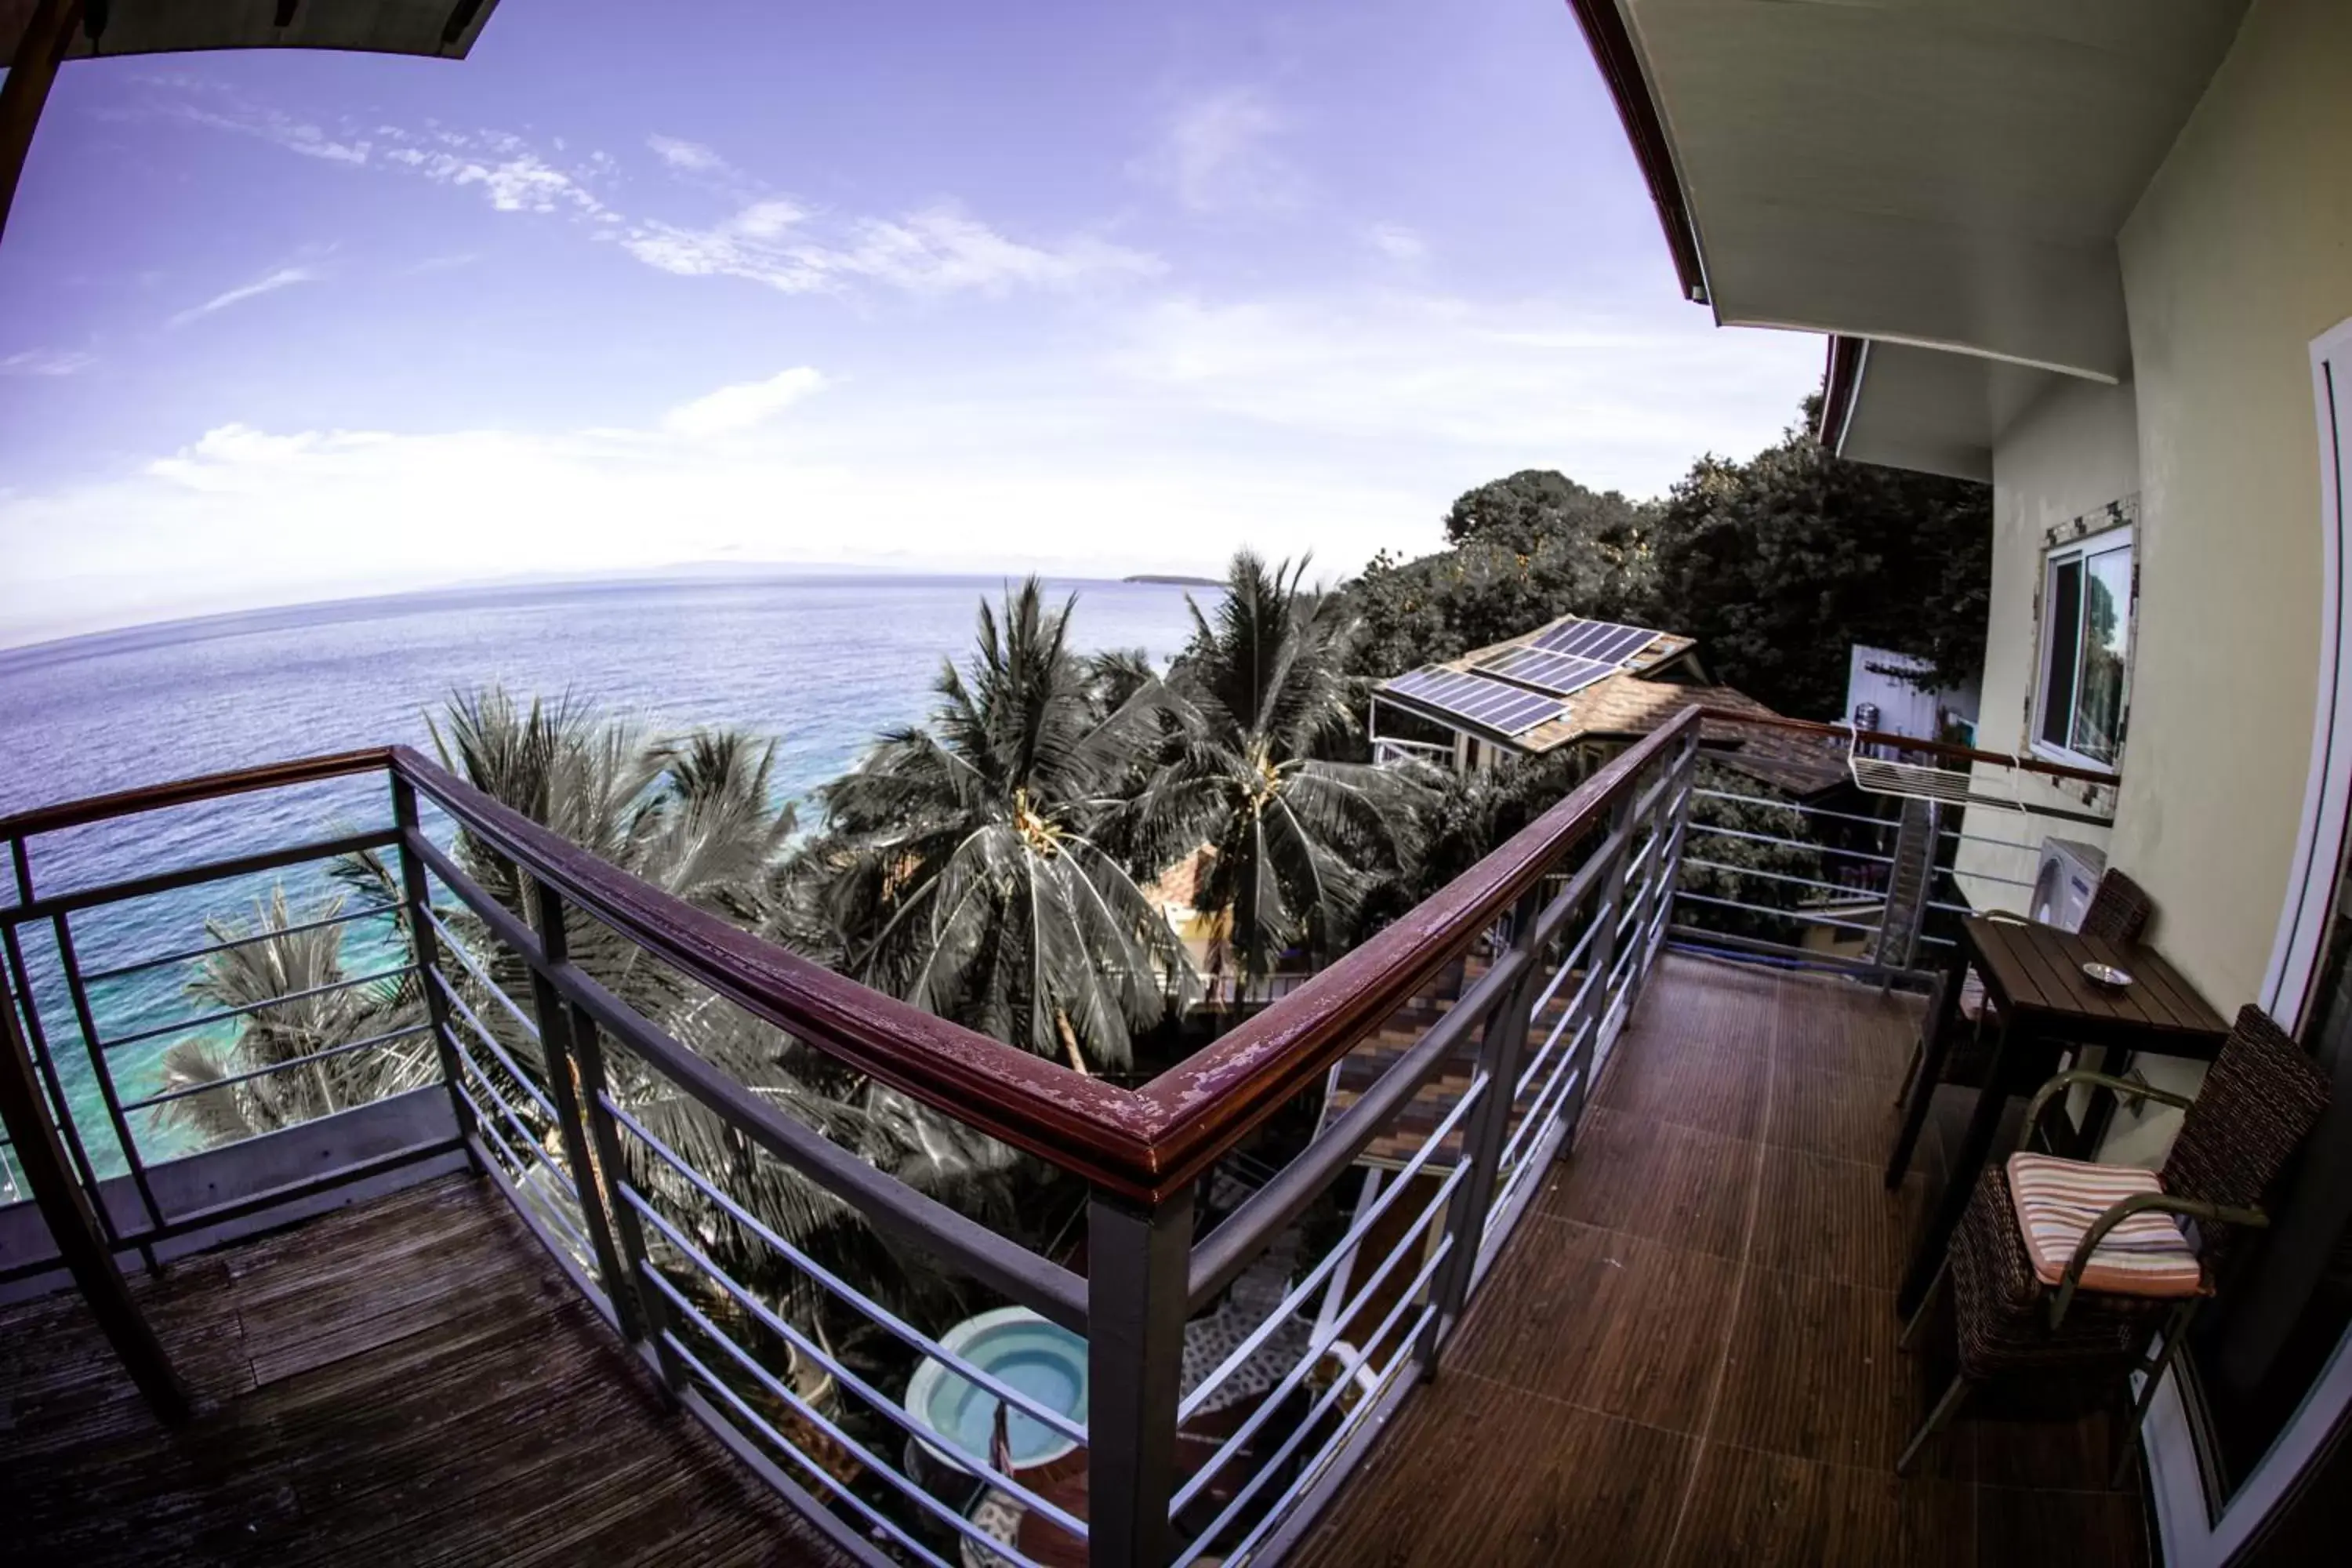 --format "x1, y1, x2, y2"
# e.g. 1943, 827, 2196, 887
1889, 914, 2229, 1315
